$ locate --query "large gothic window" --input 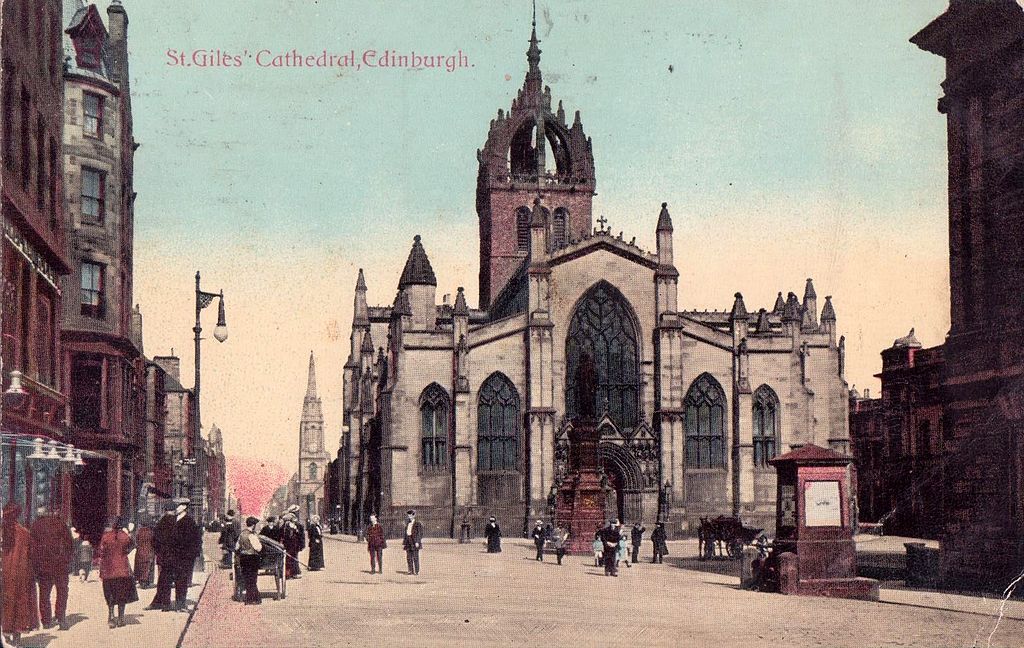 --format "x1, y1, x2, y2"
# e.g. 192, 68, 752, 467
565, 282, 640, 431
419, 384, 449, 469
515, 206, 531, 252
753, 385, 779, 468
477, 373, 520, 472
685, 374, 727, 469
